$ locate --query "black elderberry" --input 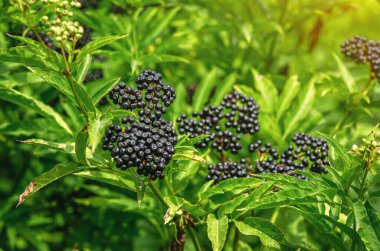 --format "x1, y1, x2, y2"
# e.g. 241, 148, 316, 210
108, 70, 176, 122
176, 91, 259, 154
206, 159, 252, 183
102, 70, 177, 179
249, 134, 330, 180
341, 36, 380, 82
